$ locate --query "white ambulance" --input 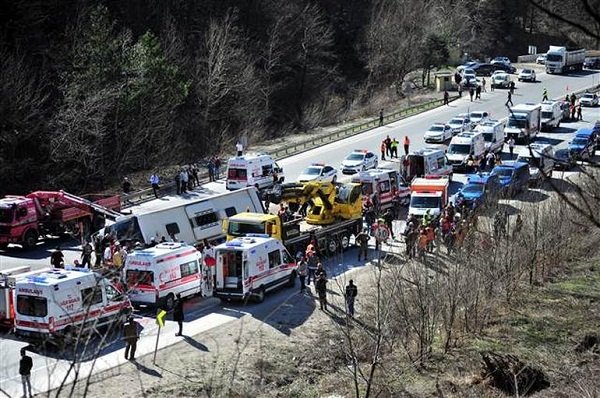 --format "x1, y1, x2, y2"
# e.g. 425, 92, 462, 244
14, 268, 131, 342
405, 148, 453, 182
124, 242, 212, 309
351, 168, 411, 210
214, 235, 297, 302
226, 153, 285, 191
